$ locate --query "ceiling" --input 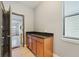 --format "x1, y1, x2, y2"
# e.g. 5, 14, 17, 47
3, 1, 42, 9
